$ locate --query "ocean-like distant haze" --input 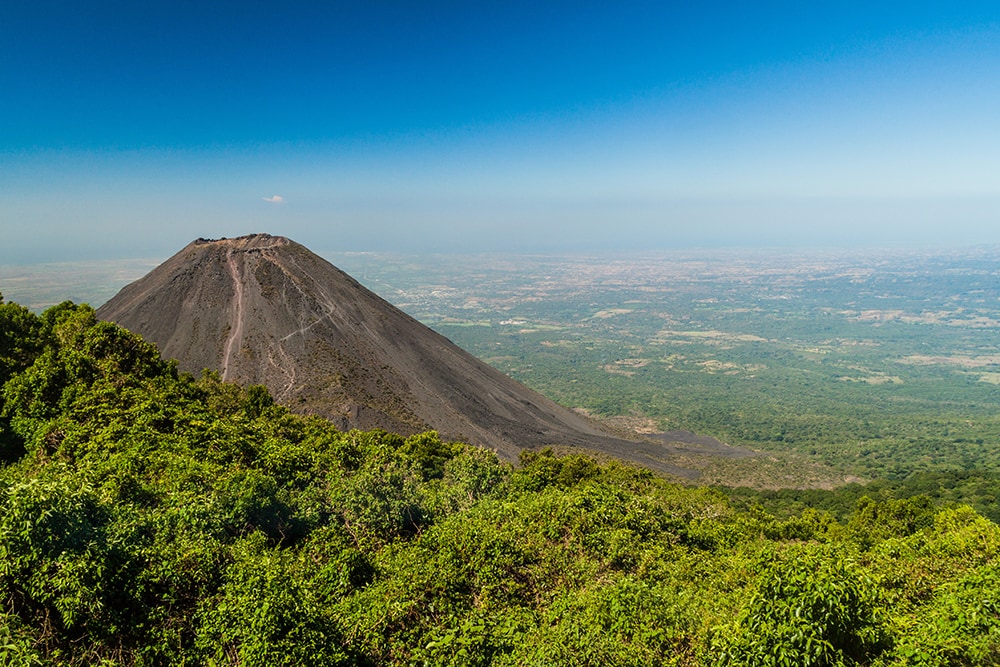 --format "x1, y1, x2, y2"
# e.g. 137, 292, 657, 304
2, 2, 999, 262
